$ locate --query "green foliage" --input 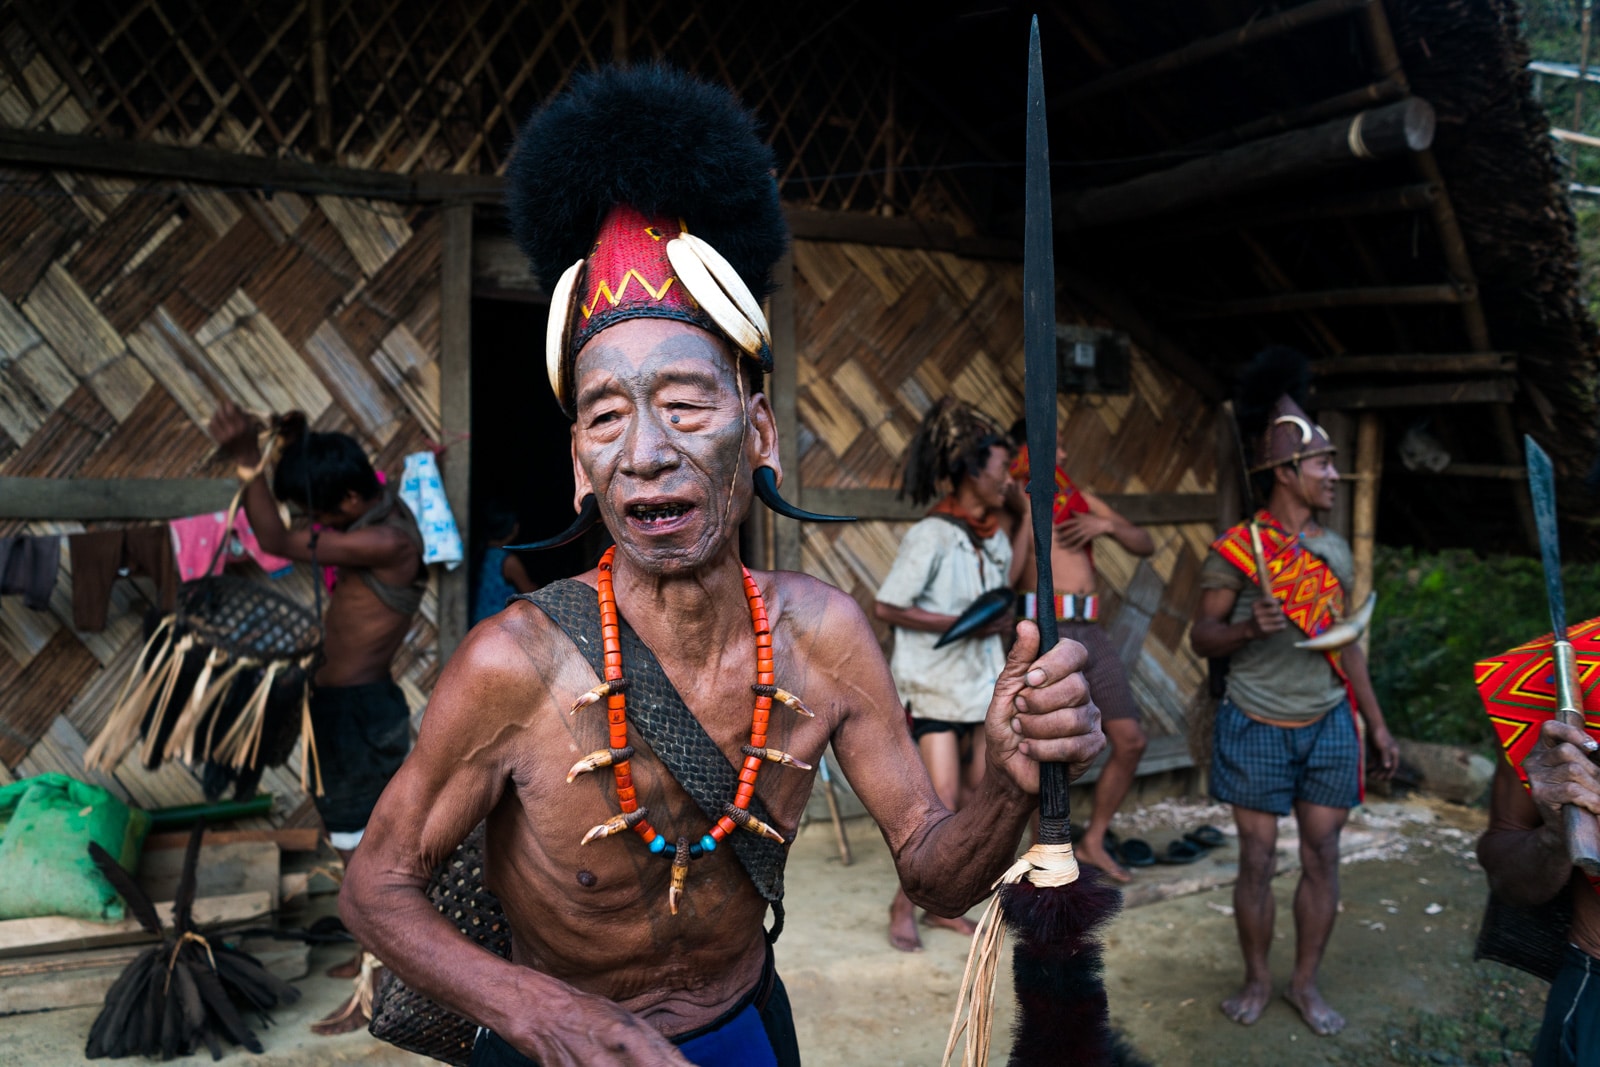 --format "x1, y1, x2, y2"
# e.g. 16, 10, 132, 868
1370, 545, 1600, 747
